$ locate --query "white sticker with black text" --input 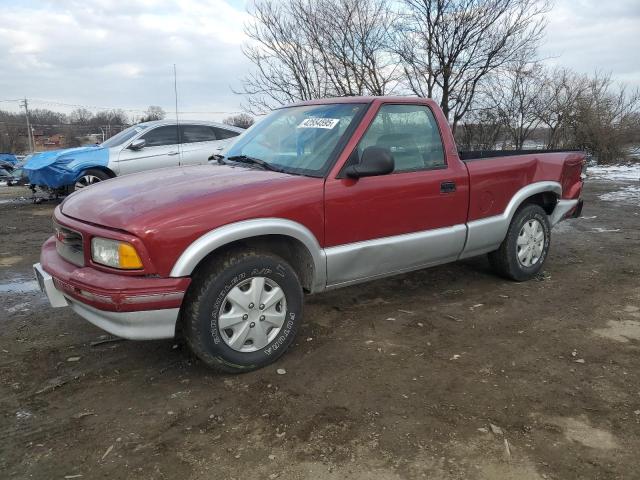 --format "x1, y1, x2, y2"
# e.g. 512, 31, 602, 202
297, 118, 340, 129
